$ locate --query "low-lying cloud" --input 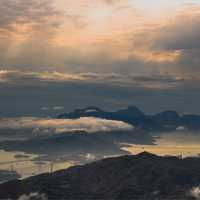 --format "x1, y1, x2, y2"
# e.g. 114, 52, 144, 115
0, 117, 134, 136
0, 70, 184, 89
